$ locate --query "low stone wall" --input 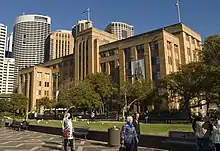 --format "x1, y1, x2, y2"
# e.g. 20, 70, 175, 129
28, 125, 168, 149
